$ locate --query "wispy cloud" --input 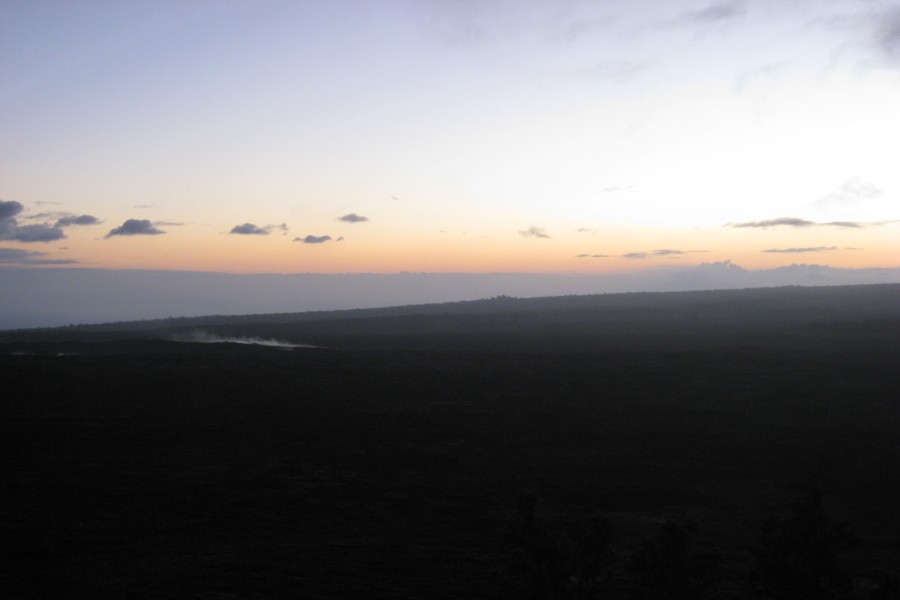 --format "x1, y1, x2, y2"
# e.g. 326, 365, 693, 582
729, 217, 816, 229
338, 213, 369, 223
763, 246, 838, 254
684, 2, 746, 23
876, 6, 900, 64
623, 249, 703, 259
728, 216, 885, 229
816, 176, 882, 208
519, 226, 550, 239
580, 61, 648, 84
822, 221, 863, 229
105, 219, 166, 238
576, 253, 609, 258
